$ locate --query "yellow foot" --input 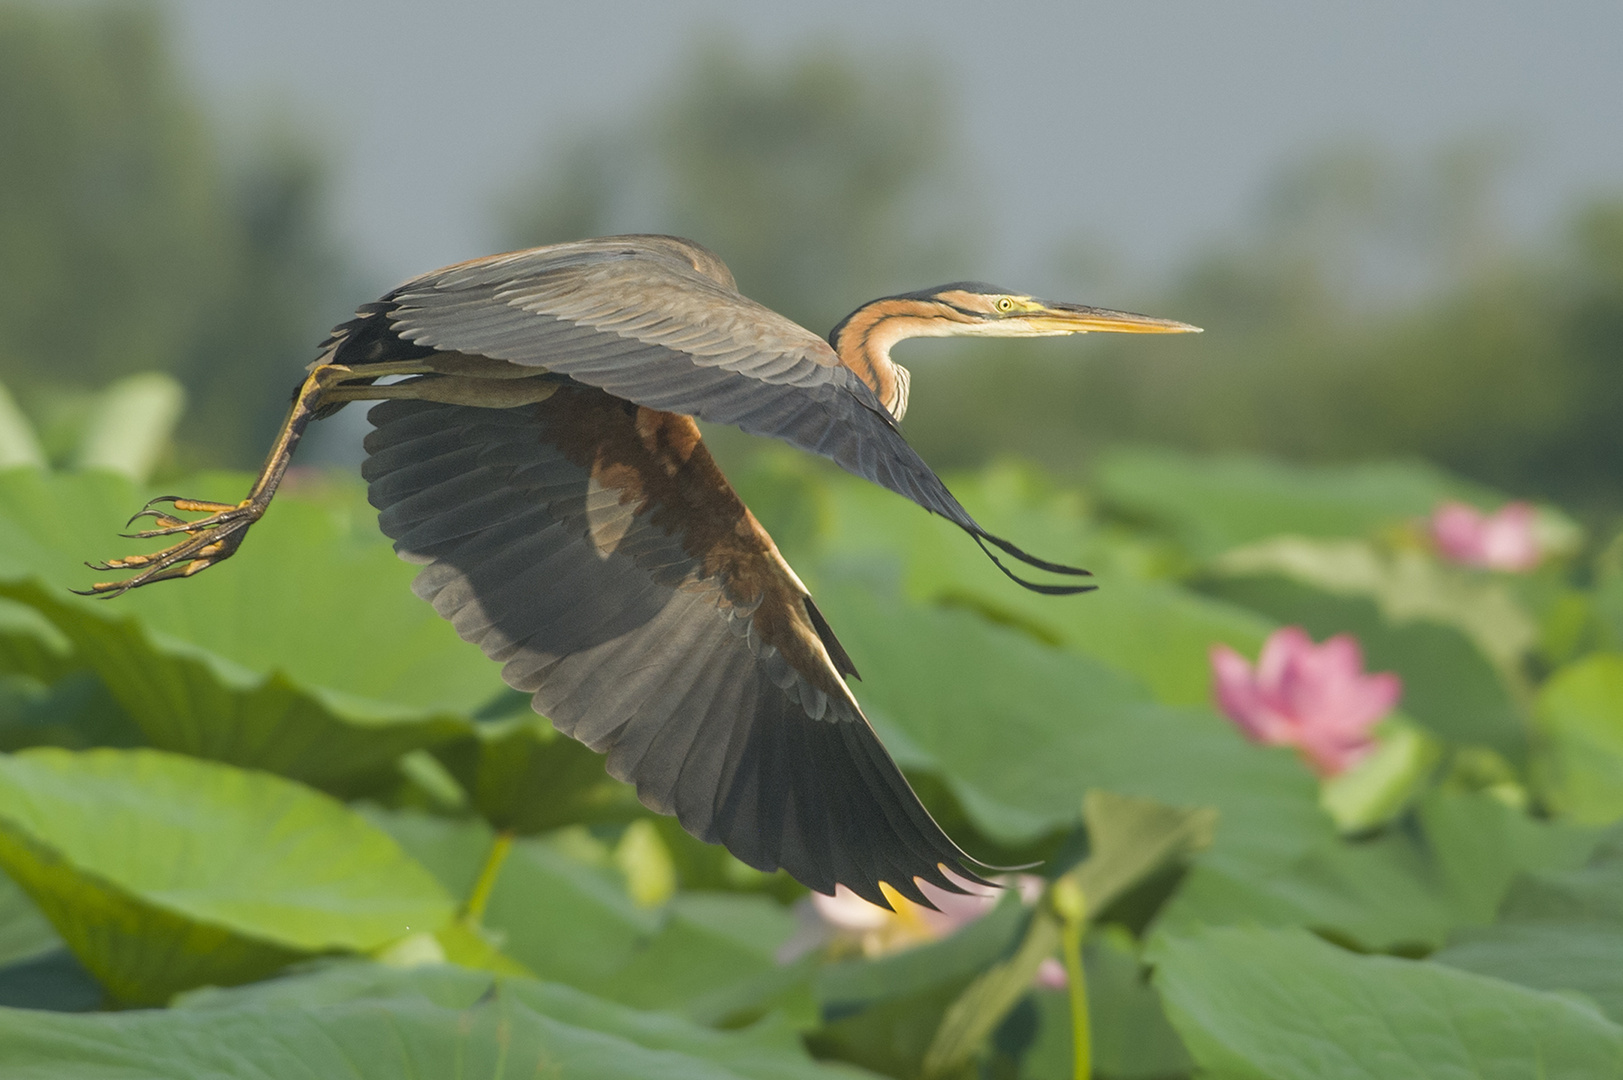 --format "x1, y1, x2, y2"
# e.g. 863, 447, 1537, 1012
78, 496, 260, 596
